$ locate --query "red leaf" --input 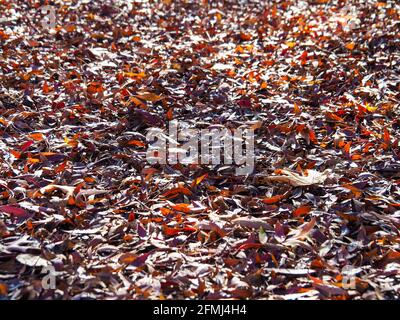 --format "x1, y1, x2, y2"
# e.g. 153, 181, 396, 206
0, 205, 32, 220
163, 224, 182, 236
20, 140, 34, 152
55, 160, 67, 174
383, 129, 391, 149
183, 225, 198, 233
132, 252, 151, 267
10, 150, 21, 159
